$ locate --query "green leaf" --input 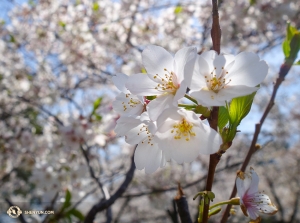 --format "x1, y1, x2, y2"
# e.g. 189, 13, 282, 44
94, 113, 102, 121
294, 60, 300, 65
92, 2, 99, 11
228, 91, 256, 126
59, 21, 66, 28
62, 189, 72, 210
174, 5, 183, 15
9, 34, 16, 43
286, 22, 298, 41
282, 39, 290, 58
288, 33, 300, 60
283, 22, 300, 59
69, 209, 85, 221
218, 106, 229, 130
93, 97, 103, 112
249, 0, 256, 5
